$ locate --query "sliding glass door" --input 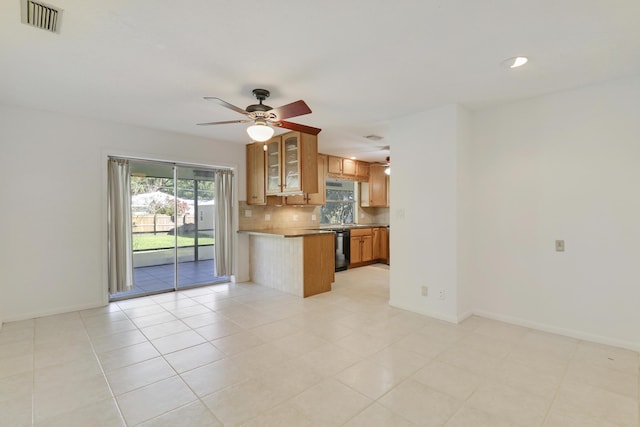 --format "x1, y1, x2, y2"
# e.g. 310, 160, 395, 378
109, 159, 229, 301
